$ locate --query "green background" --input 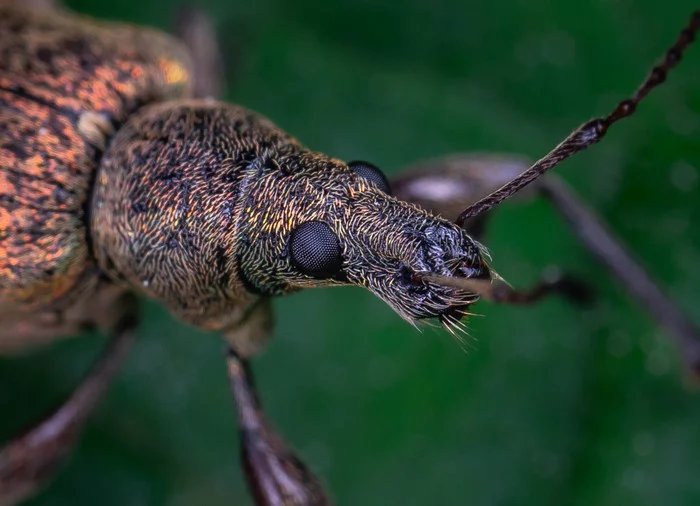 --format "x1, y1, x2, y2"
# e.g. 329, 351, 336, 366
2, 1, 700, 505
